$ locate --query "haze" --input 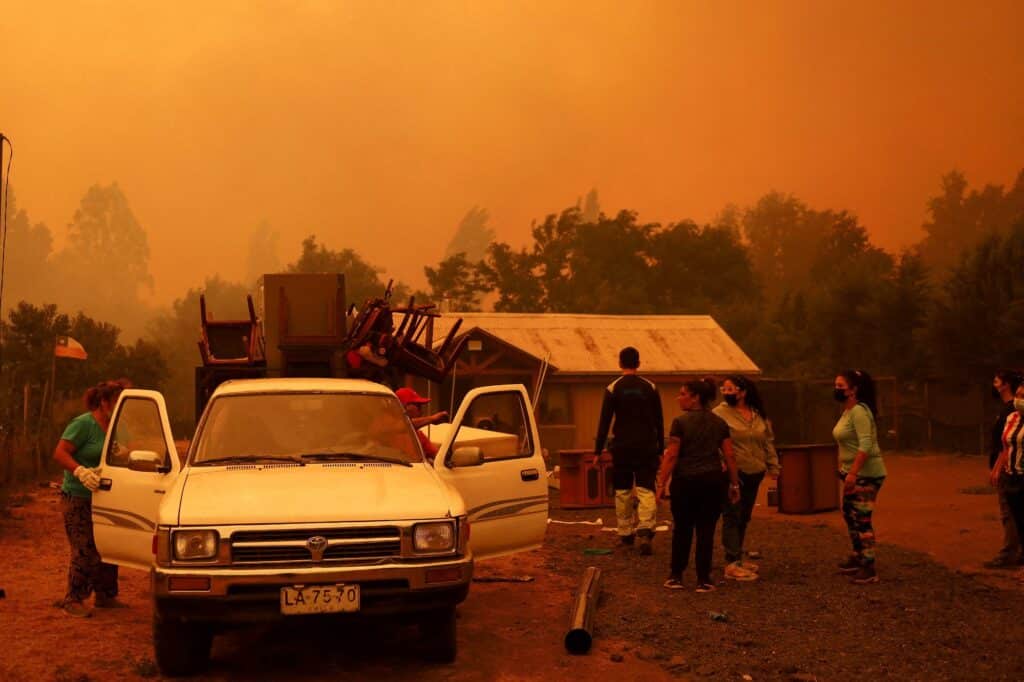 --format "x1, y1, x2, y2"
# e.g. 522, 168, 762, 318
3, 0, 1022, 302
